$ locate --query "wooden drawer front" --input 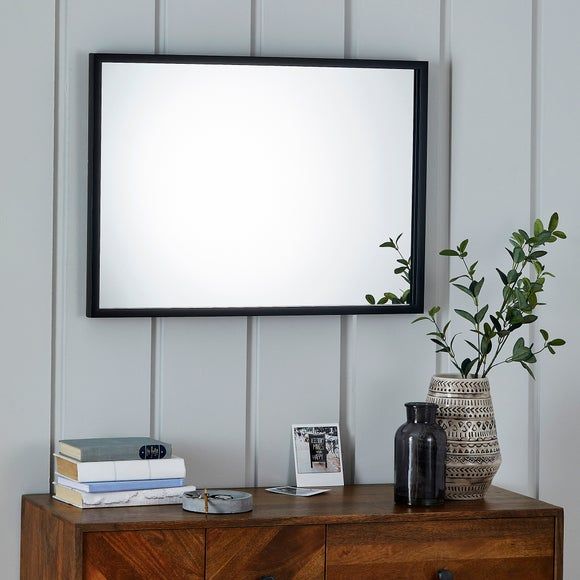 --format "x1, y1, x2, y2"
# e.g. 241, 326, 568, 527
327, 517, 555, 579
83, 529, 205, 579
206, 525, 325, 579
